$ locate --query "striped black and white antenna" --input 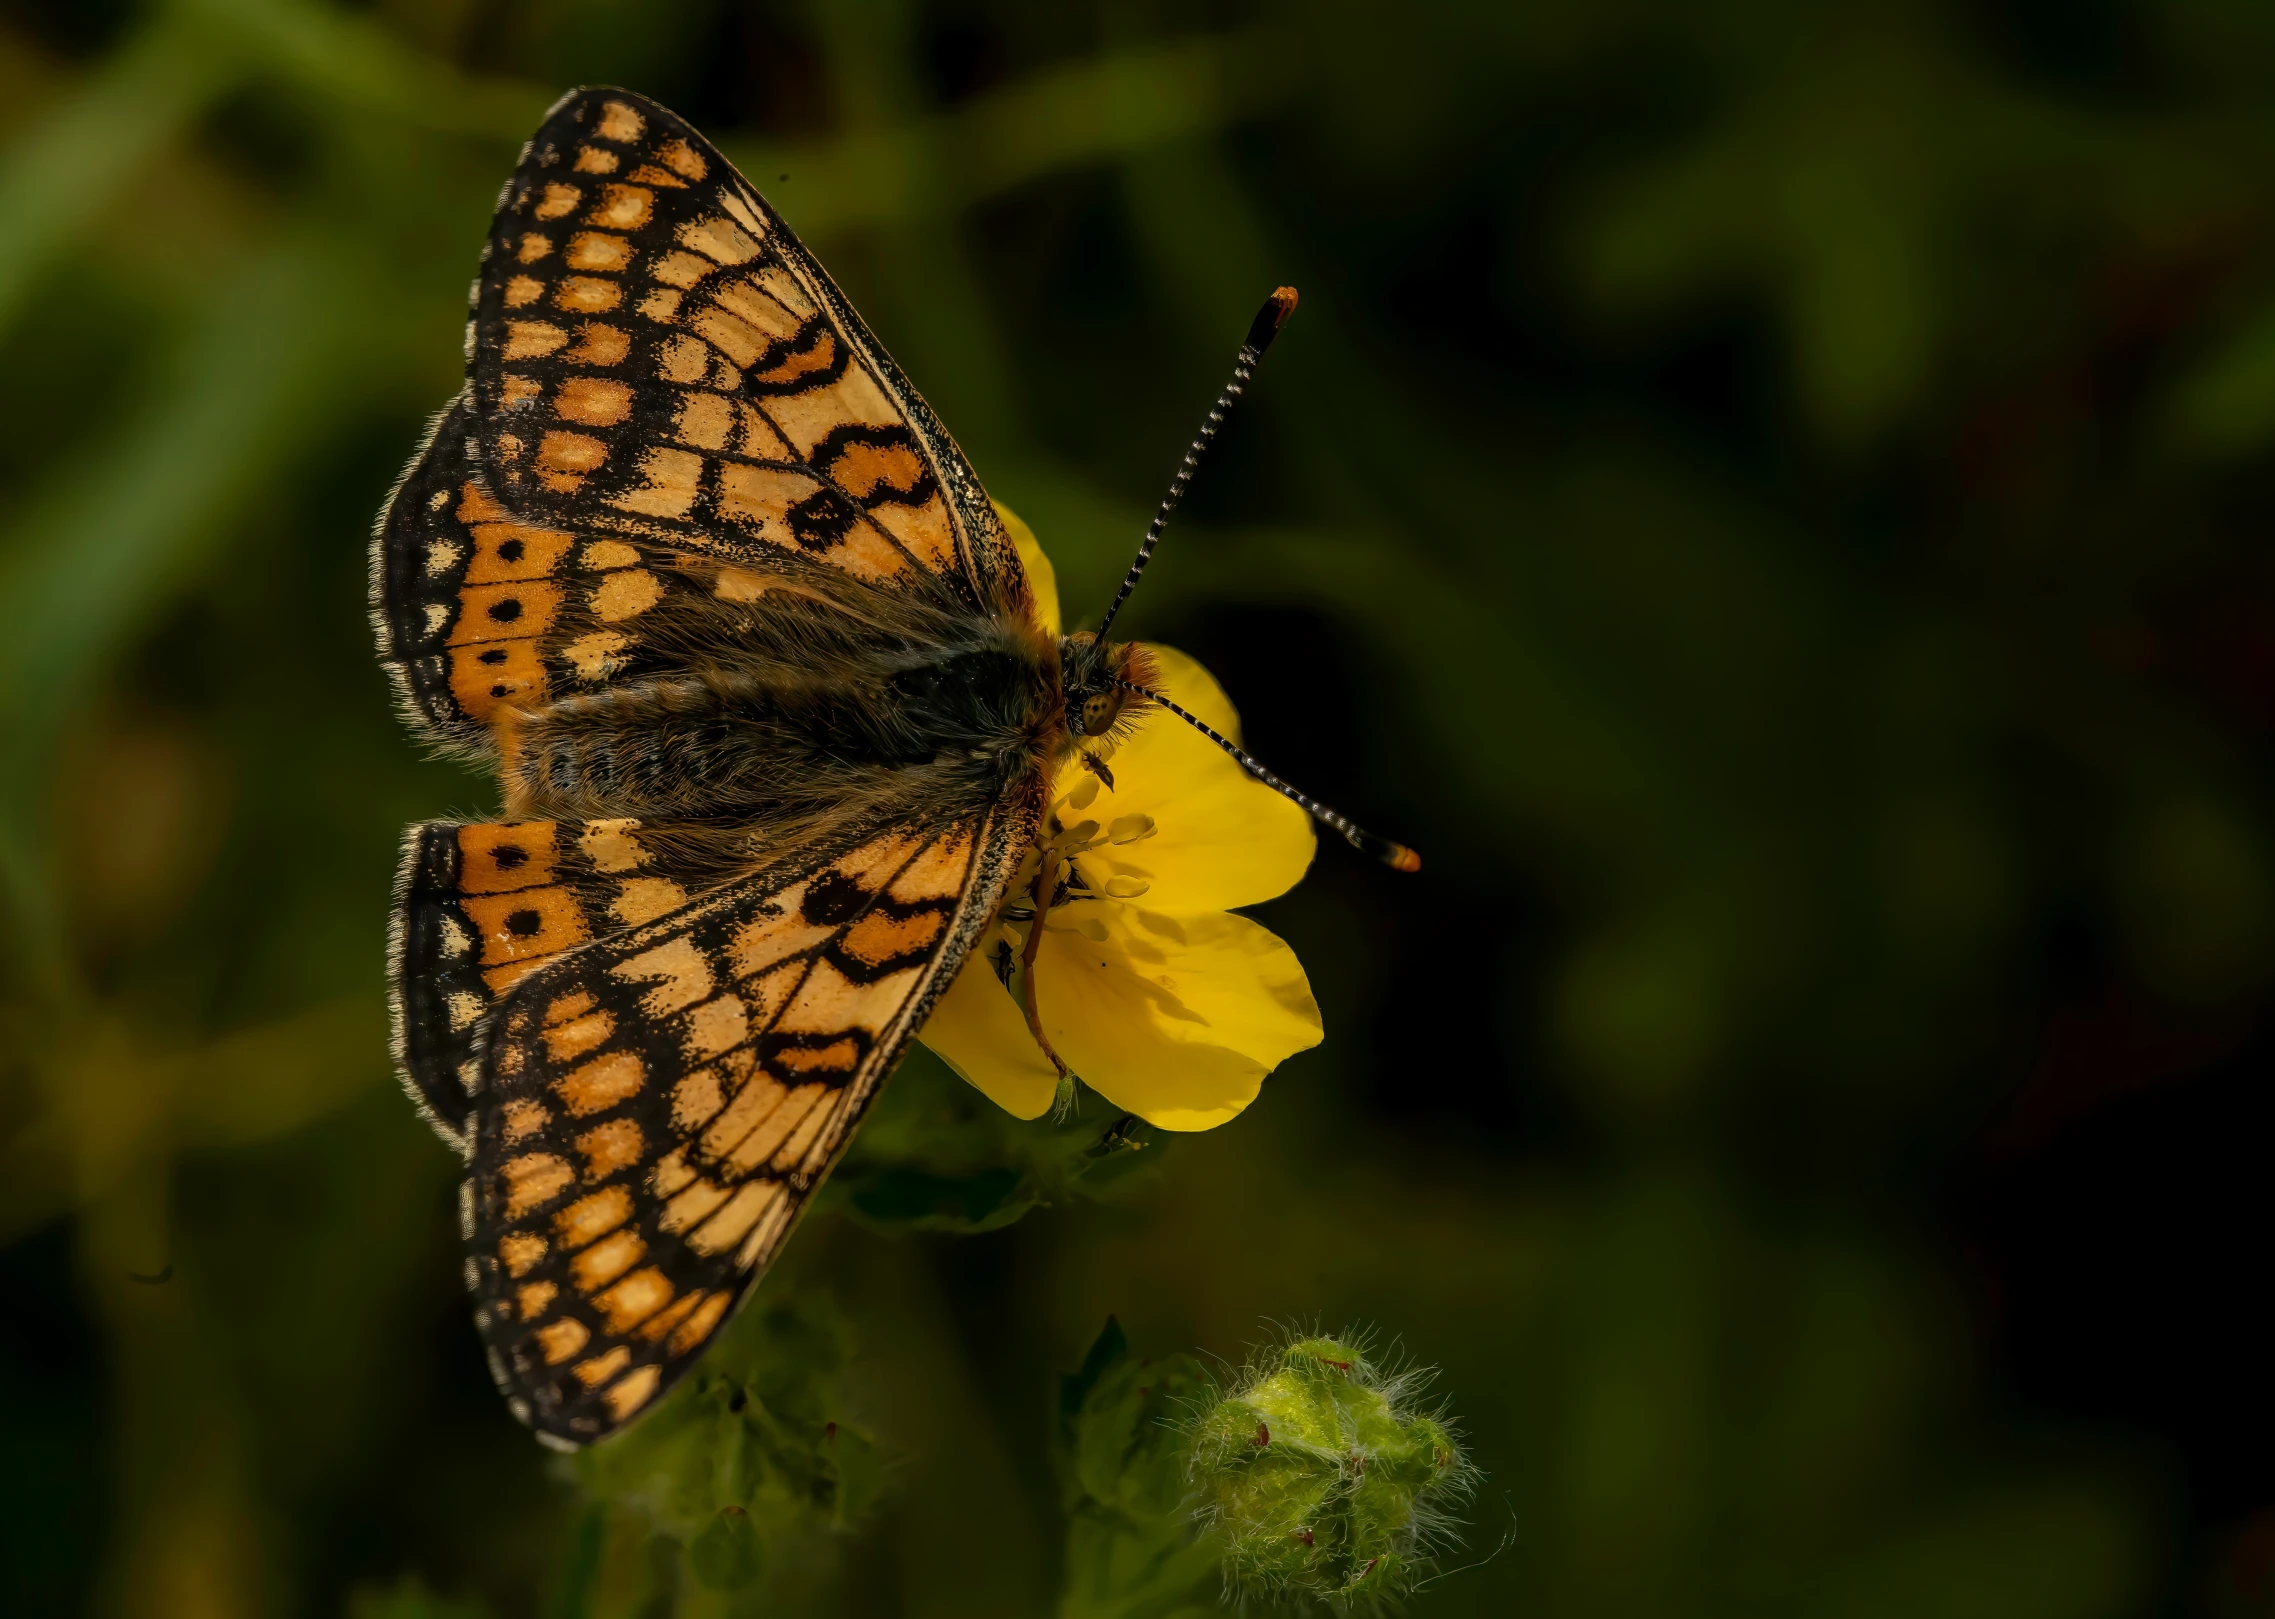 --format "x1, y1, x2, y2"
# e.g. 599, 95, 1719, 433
1092, 286, 1421, 873
1092, 287, 1298, 642
1114, 677, 1420, 872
